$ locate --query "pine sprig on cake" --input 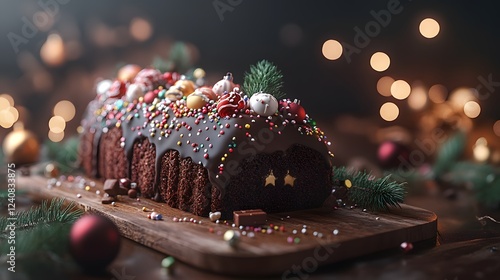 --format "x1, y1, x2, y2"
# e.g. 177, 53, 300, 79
243, 60, 285, 99
333, 167, 406, 211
